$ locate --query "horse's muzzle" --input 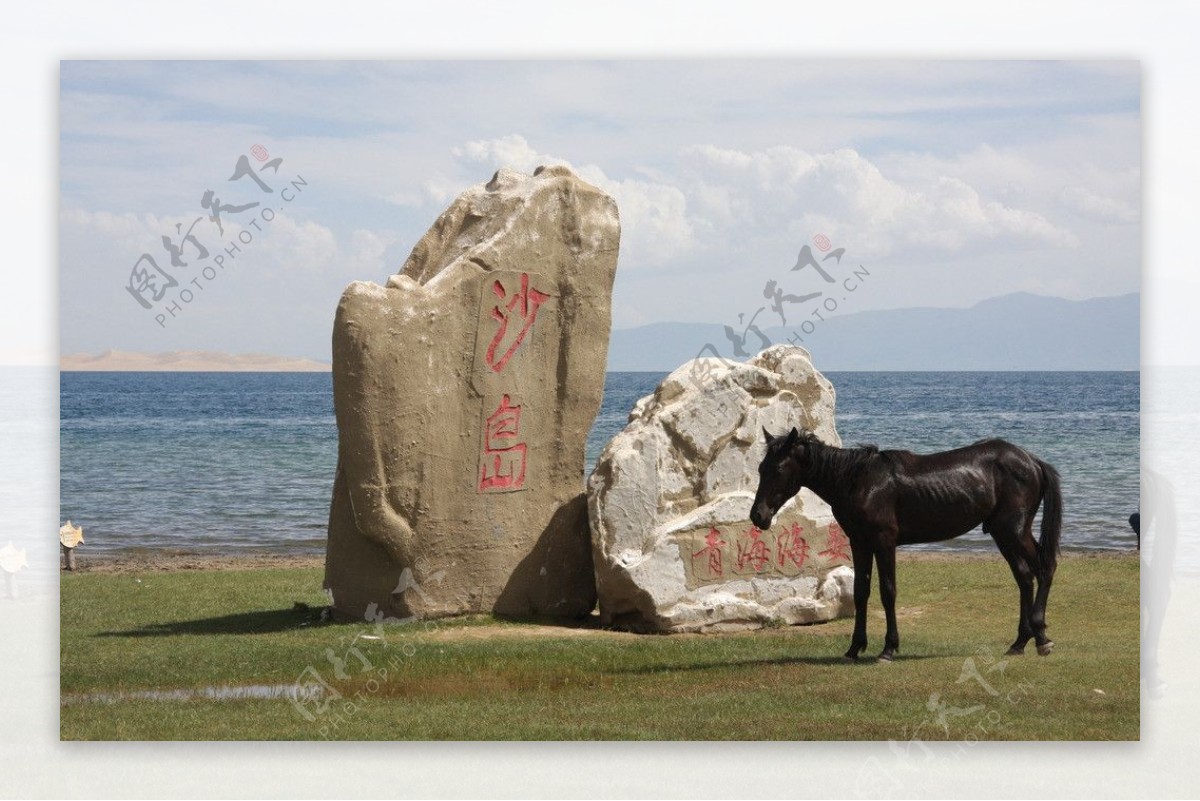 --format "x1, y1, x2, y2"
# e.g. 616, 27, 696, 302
750, 506, 774, 530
